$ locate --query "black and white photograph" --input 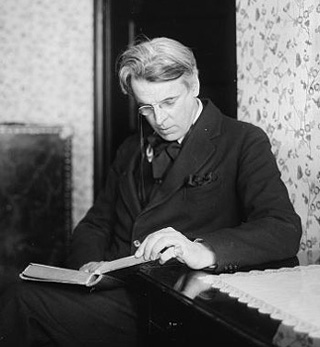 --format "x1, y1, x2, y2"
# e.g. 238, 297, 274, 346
0, 1, 319, 346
